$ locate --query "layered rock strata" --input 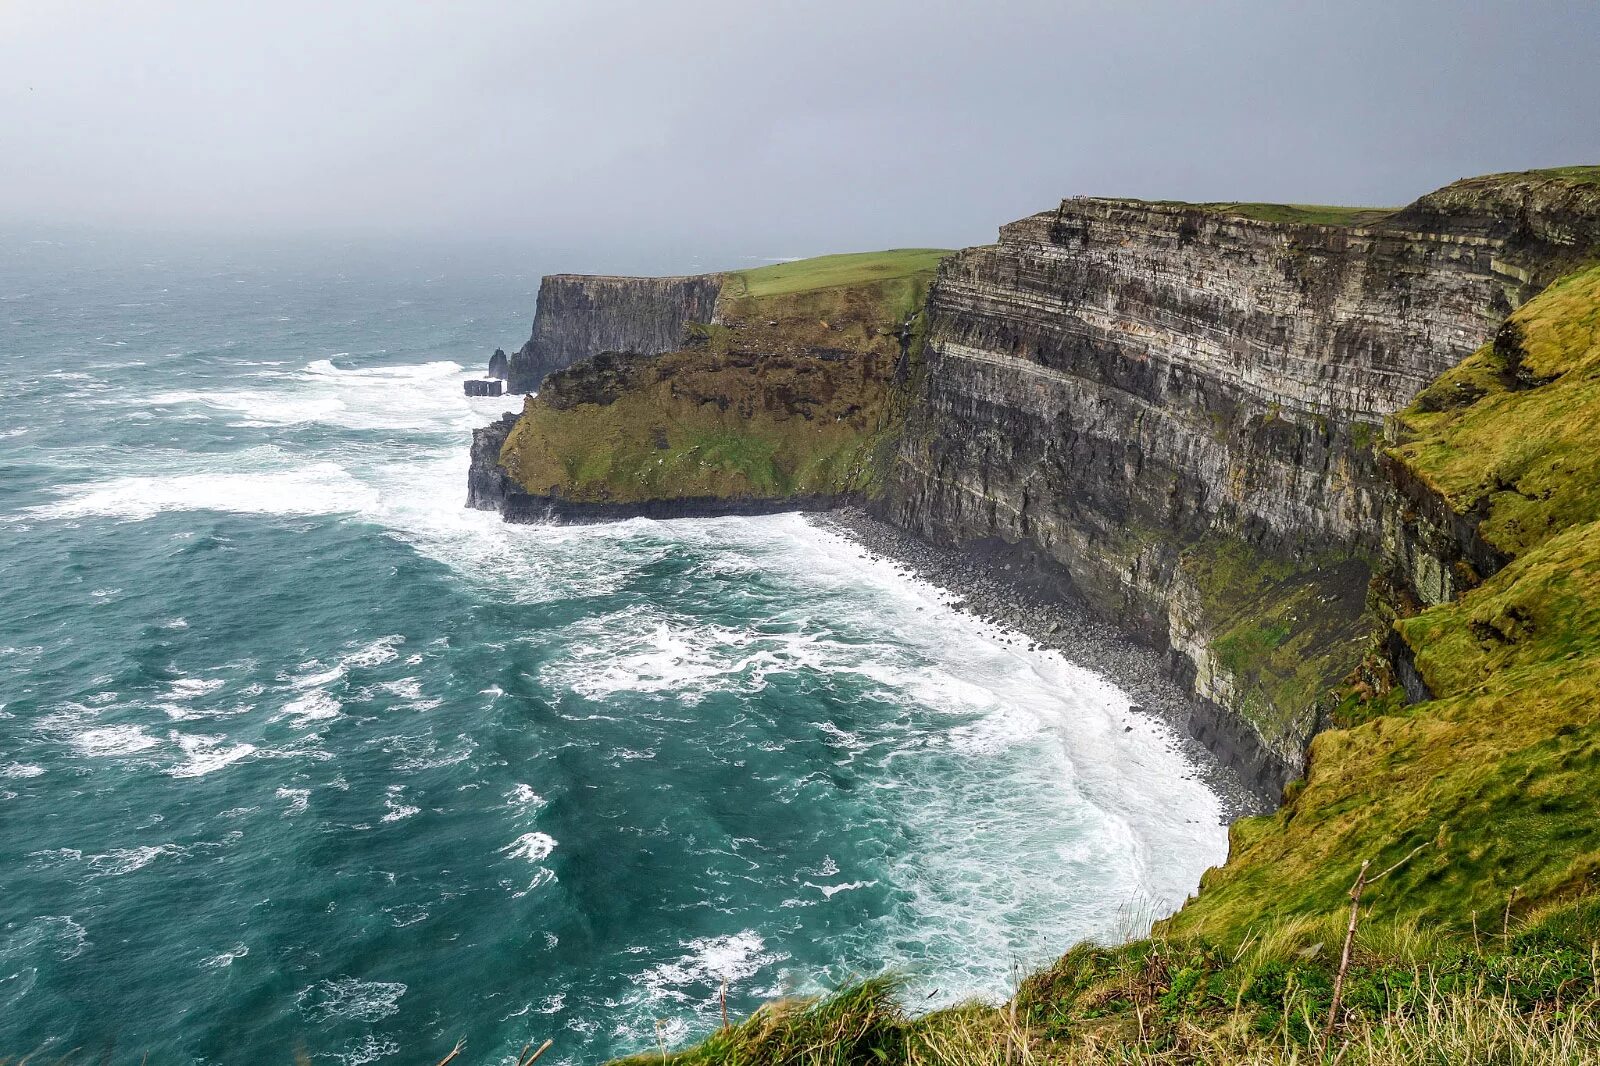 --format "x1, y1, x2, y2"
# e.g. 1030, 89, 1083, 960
506, 274, 724, 393
880, 171, 1600, 790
